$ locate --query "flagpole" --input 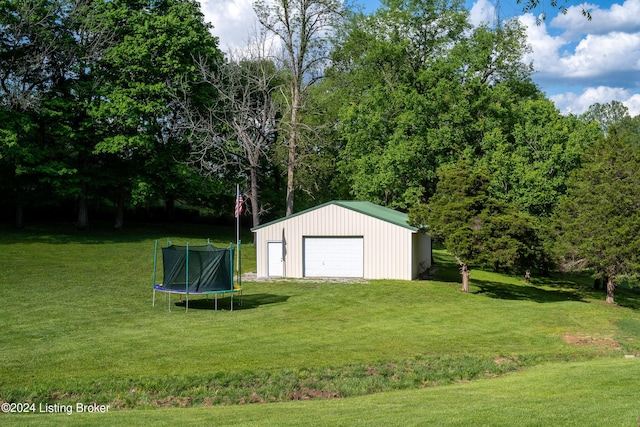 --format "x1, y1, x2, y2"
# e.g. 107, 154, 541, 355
235, 184, 242, 288
236, 184, 240, 248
